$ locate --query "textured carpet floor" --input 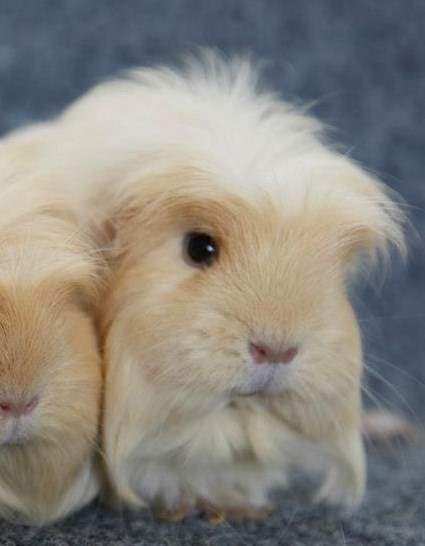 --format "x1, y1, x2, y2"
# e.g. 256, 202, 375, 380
2, 443, 425, 546
0, 1, 424, 544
